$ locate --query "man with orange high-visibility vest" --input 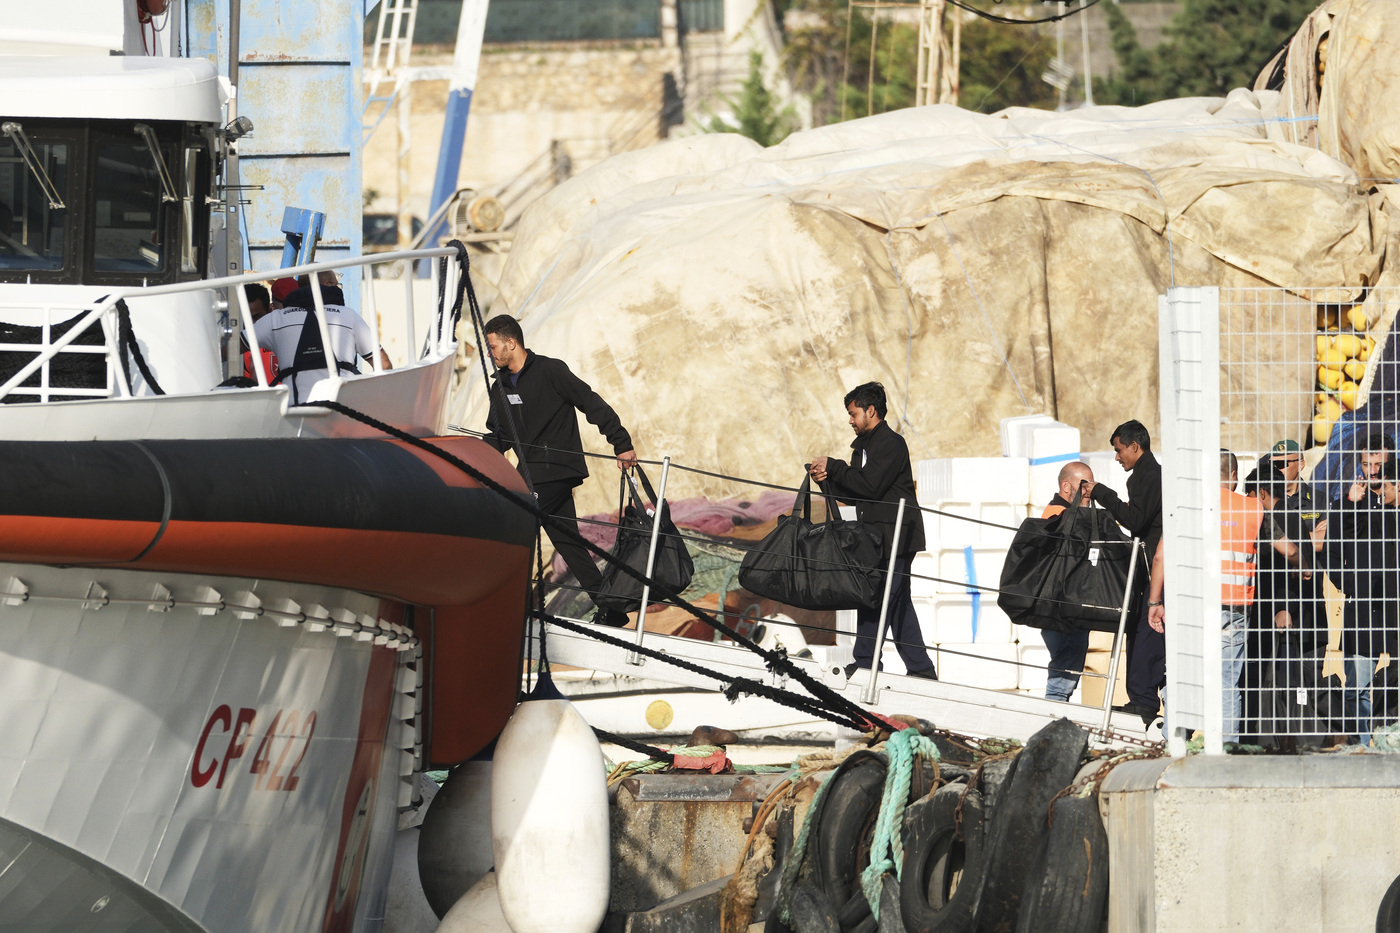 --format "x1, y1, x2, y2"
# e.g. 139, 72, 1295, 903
1221, 450, 1264, 743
